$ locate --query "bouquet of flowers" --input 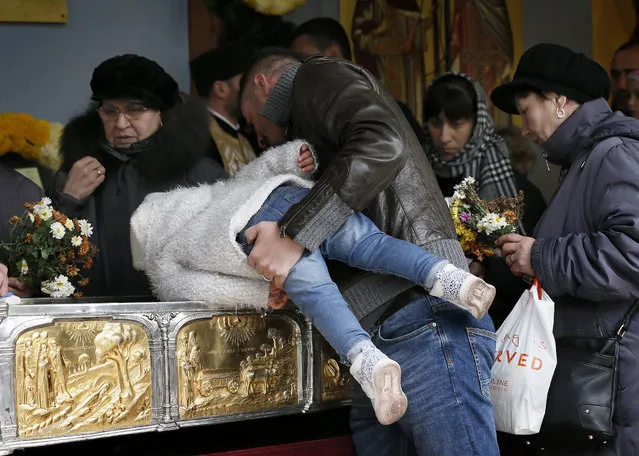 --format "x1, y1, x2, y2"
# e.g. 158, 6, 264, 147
1, 198, 97, 298
448, 177, 524, 260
